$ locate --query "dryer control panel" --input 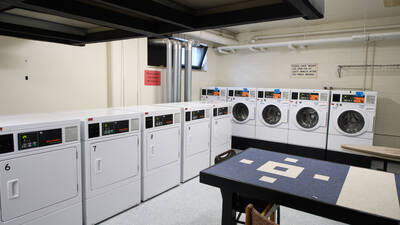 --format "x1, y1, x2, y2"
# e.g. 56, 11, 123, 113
213, 107, 229, 117
18, 128, 62, 150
